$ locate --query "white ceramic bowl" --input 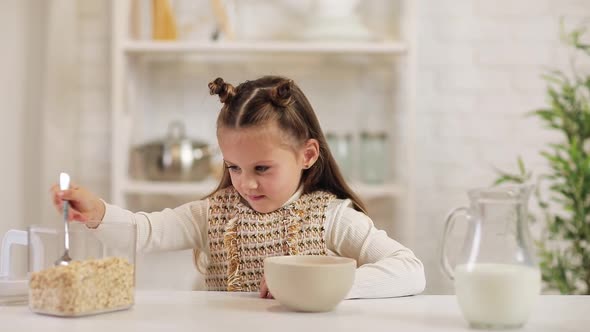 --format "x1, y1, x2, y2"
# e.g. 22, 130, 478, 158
264, 255, 356, 312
